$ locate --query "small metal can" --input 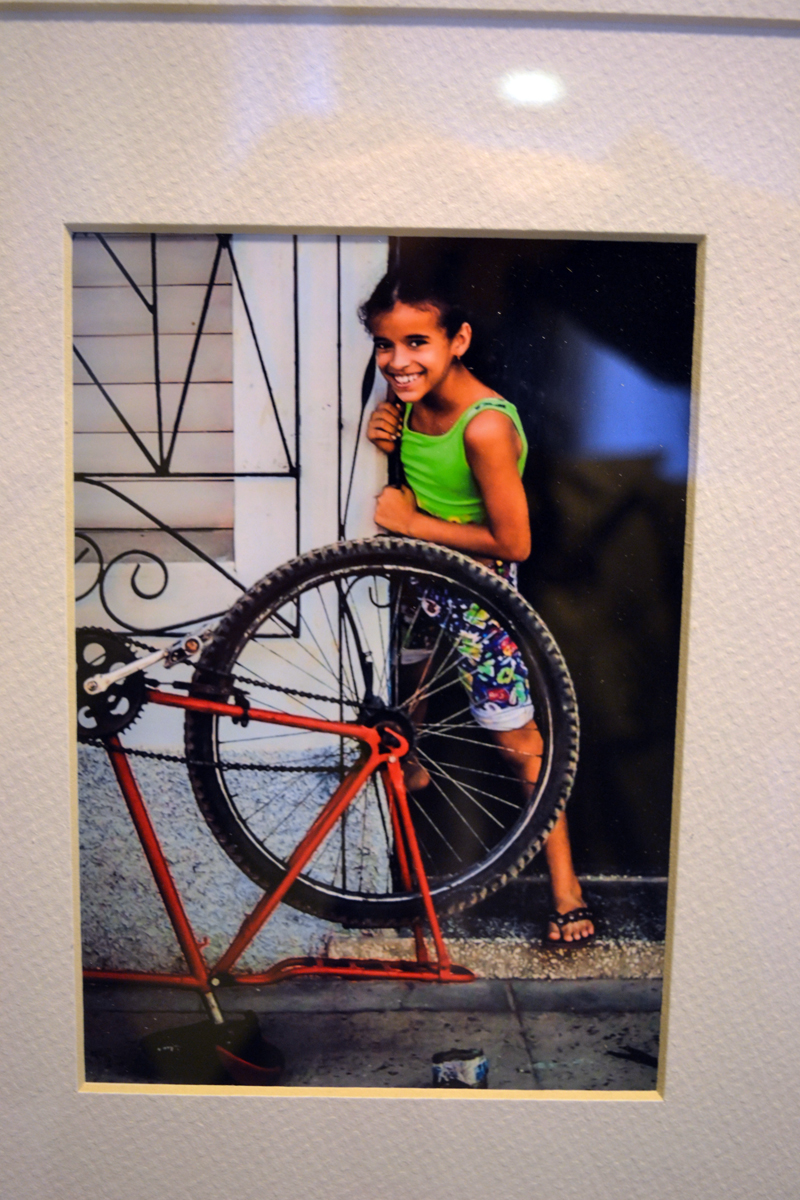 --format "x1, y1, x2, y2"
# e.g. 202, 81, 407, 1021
431, 1047, 489, 1089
